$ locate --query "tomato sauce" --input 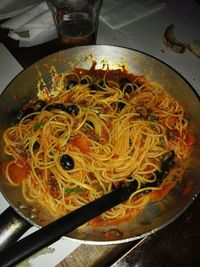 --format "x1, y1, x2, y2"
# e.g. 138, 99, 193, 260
73, 62, 146, 85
